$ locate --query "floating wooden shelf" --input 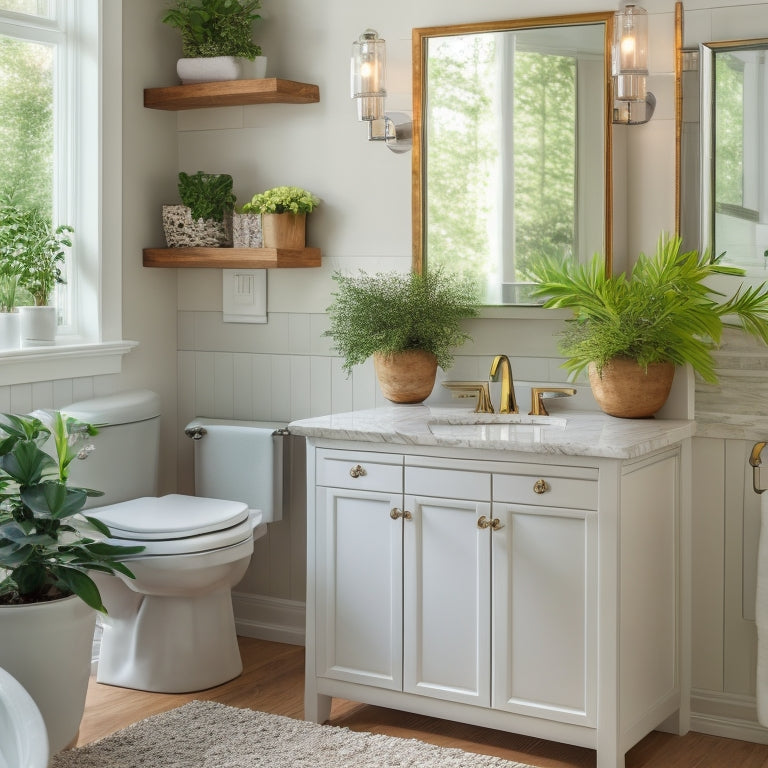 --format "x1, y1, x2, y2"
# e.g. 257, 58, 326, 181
144, 78, 320, 111
143, 247, 322, 269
